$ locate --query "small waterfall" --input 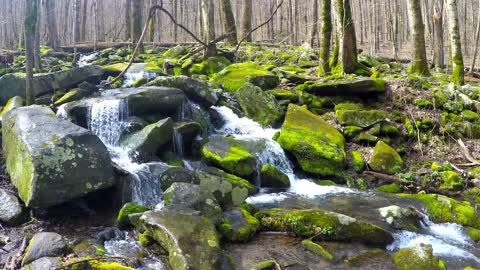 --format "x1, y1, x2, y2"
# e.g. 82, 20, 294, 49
89, 99, 128, 146
180, 100, 212, 136
172, 128, 184, 158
